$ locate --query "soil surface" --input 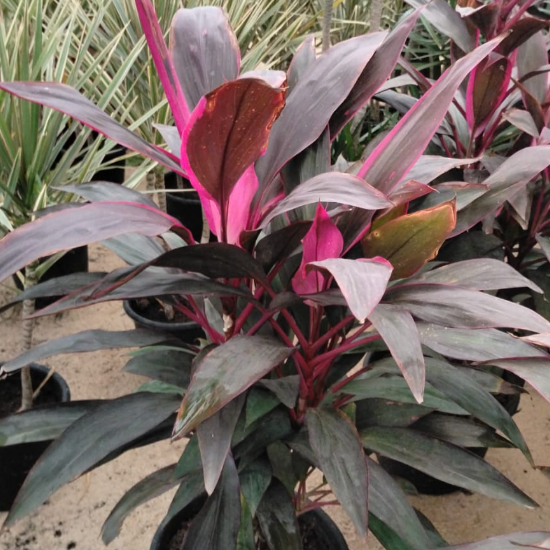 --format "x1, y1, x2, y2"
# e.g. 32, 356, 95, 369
0, 179, 549, 549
